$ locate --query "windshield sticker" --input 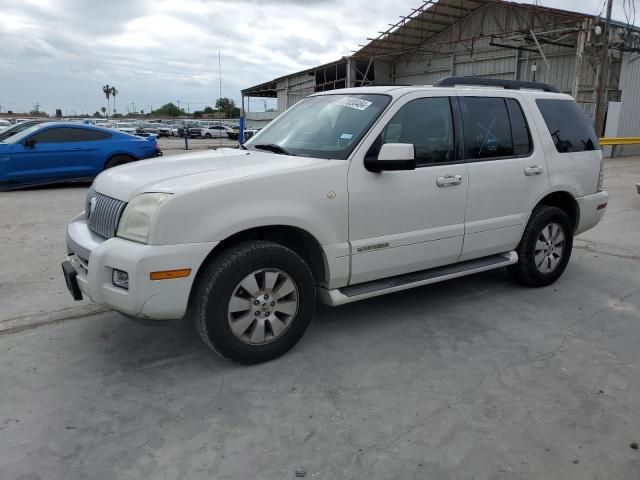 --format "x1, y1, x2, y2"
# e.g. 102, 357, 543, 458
340, 133, 354, 140
336, 97, 373, 111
